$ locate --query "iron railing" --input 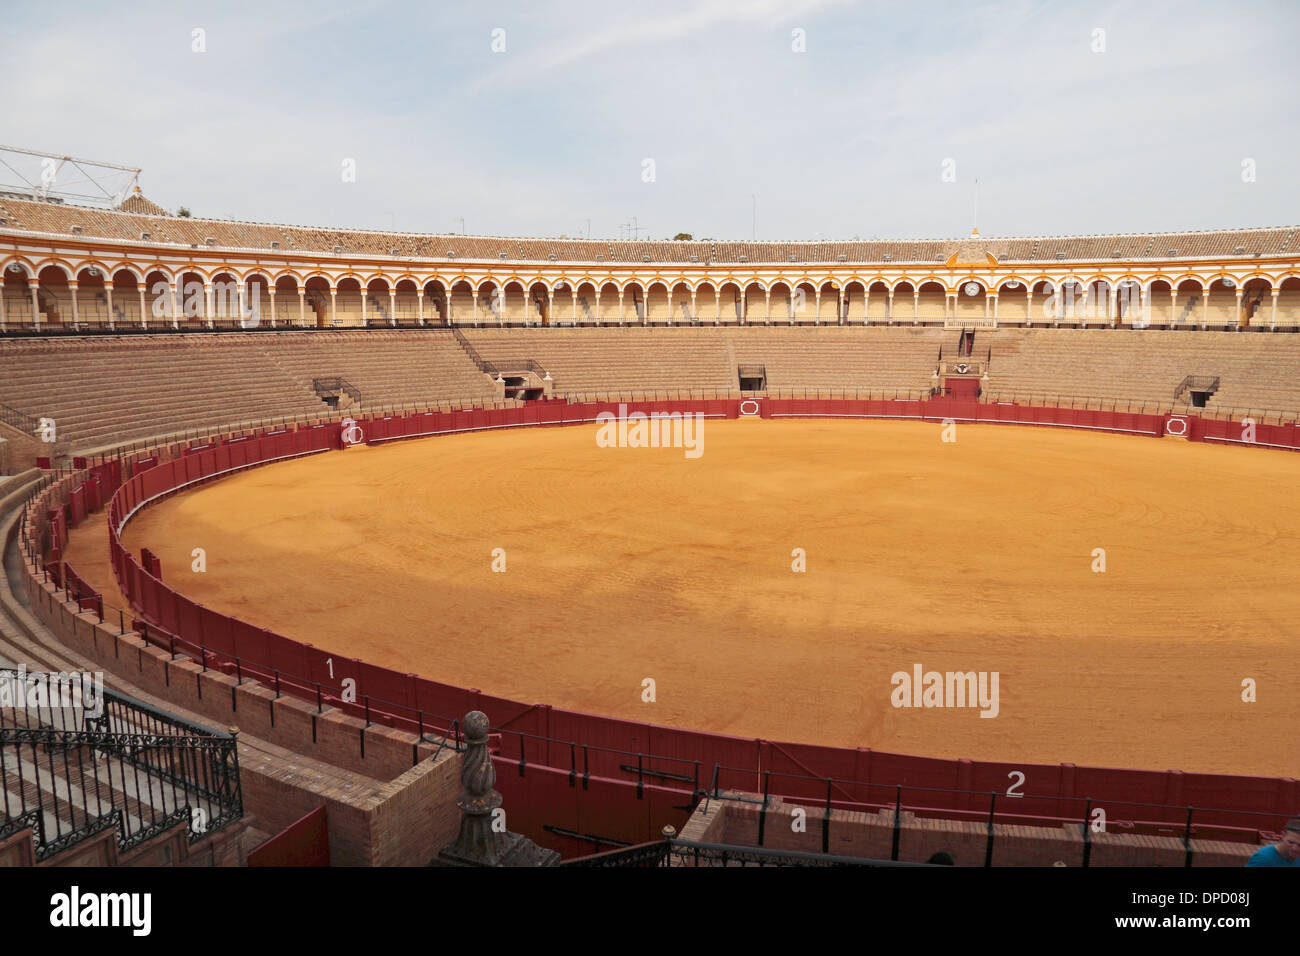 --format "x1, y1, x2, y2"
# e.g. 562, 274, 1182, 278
2, 314, 1299, 338
311, 377, 362, 406
505, 359, 549, 377
561, 837, 922, 867
0, 402, 39, 434
451, 326, 500, 376
0, 667, 242, 861
1173, 375, 1221, 402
